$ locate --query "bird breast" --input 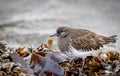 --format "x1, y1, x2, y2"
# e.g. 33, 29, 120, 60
57, 37, 70, 52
